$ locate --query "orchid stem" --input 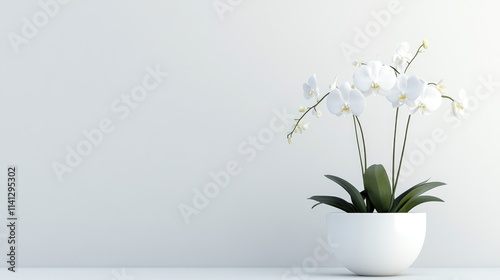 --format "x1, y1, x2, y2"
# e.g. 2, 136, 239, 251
353, 116, 364, 177
404, 44, 424, 73
355, 116, 367, 173
395, 115, 412, 189
442, 95, 455, 102
287, 92, 331, 141
389, 65, 400, 75
392, 107, 399, 194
